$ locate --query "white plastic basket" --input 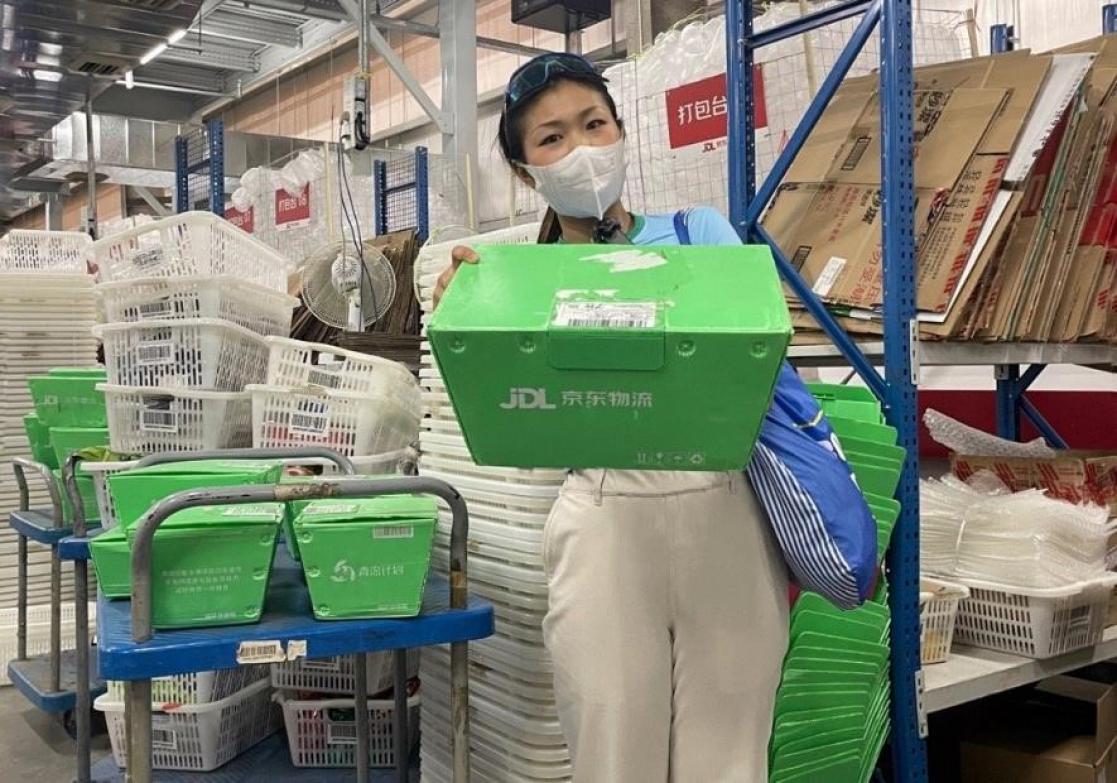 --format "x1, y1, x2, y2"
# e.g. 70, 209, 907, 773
919, 577, 969, 665
0, 230, 92, 273
263, 336, 419, 404
95, 318, 269, 391
80, 460, 138, 530
0, 603, 96, 685
100, 383, 252, 454
275, 689, 420, 768
106, 665, 270, 706
90, 211, 290, 291
247, 384, 419, 458
96, 678, 280, 771
952, 574, 1117, 659
270, 650, 418, 696
97, 276, 297, 336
